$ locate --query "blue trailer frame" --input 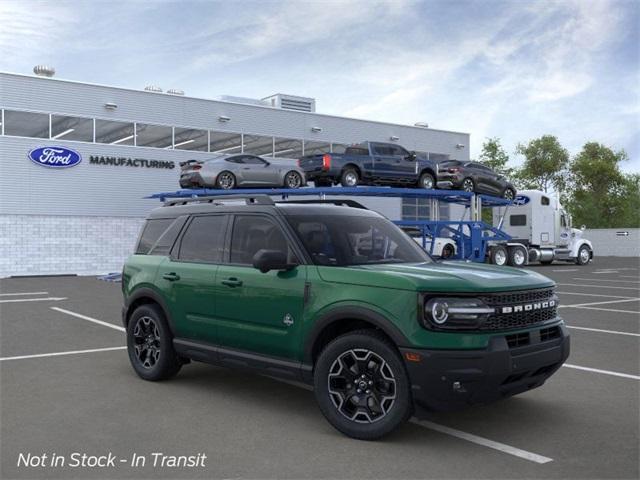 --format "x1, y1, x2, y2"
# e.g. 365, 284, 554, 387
148, 187, 512, 263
